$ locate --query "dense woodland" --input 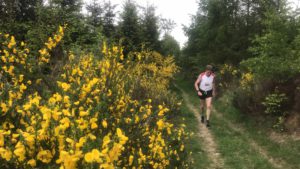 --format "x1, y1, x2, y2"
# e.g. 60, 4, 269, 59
0, 0, 300, 168
0, 0, 180, 56
182, 0, 300, 132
